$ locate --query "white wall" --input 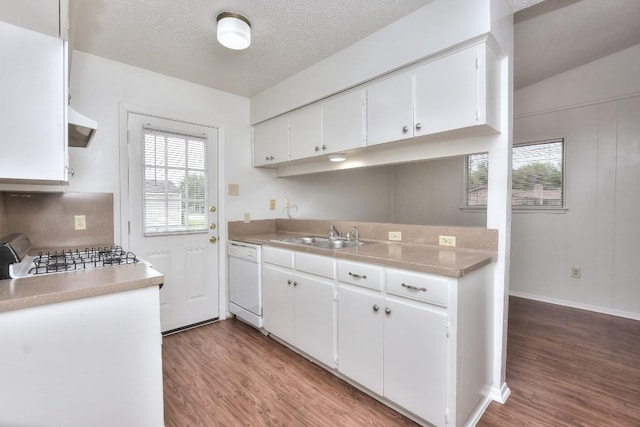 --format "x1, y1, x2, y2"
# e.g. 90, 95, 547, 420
511, 43, 640, 319
391, 158, 486, 227
69, 52, 394, 242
